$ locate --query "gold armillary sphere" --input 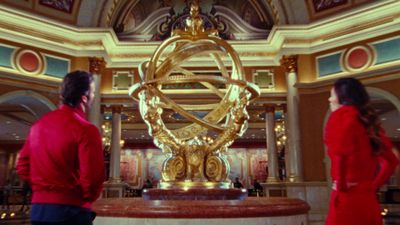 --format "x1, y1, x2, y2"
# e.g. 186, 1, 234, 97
129, 2, 260, 189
